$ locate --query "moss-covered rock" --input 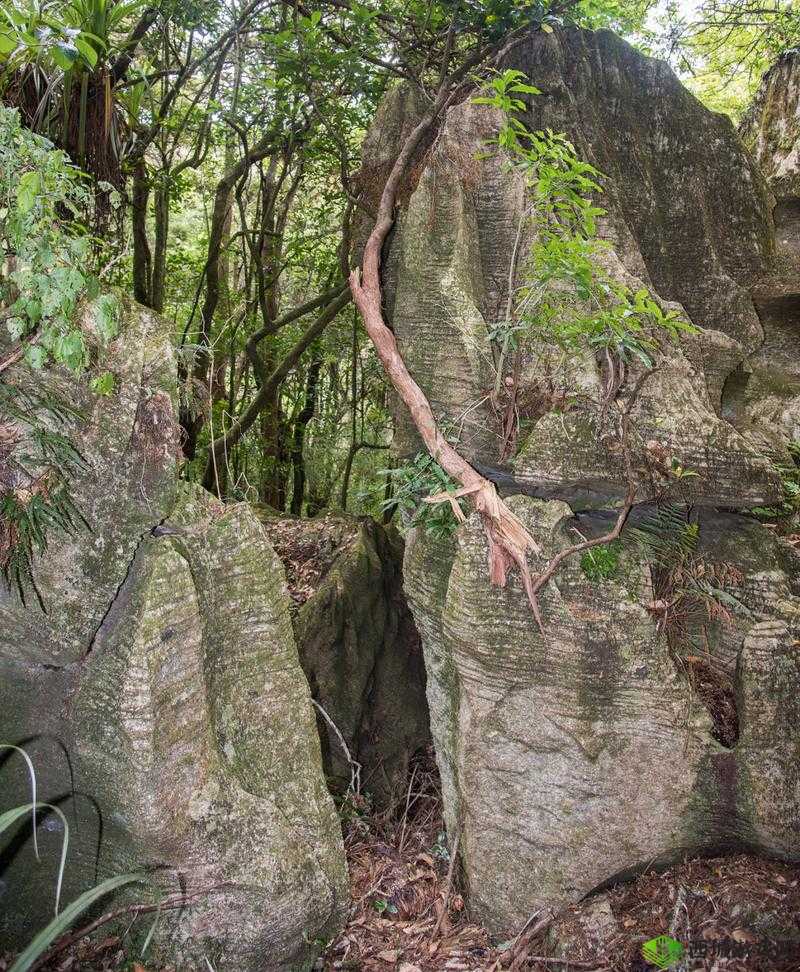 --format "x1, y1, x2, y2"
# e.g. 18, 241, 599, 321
404, 498, 800, 933
741, 50, 800, 204
359, 32, 800, 932
365, 28, 787, 509
262, 513, 430, 811
741, 52, 800, 443
0, 302, 346, 970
